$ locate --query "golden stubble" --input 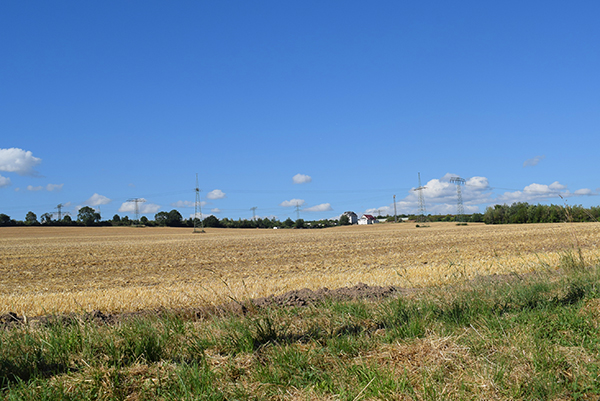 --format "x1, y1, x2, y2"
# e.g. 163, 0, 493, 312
1, 222, 599, 316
